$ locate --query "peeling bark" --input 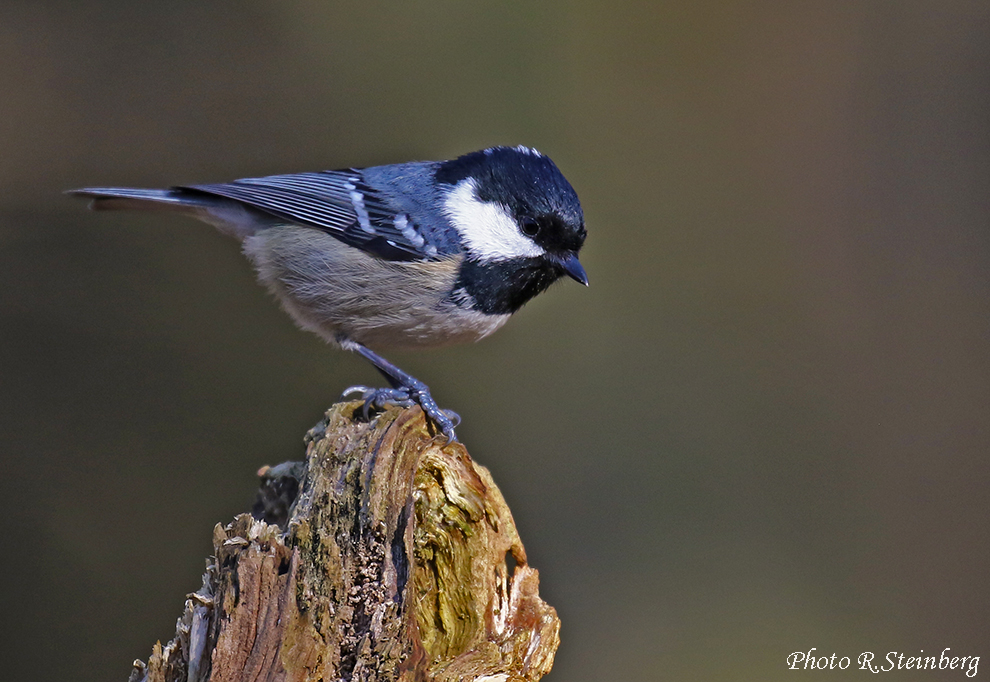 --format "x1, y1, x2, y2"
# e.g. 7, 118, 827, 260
127, 402, 559, 682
